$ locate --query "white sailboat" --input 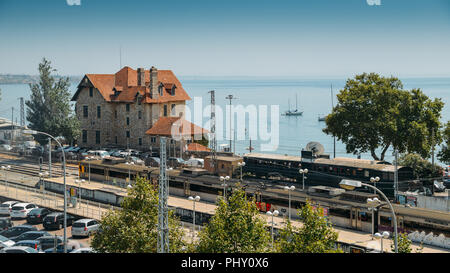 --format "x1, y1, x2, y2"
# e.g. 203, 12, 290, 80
283, 93, 303, 116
